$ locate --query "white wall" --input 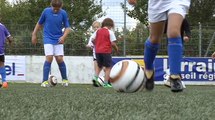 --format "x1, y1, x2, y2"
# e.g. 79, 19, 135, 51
26, 56, 97, 84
